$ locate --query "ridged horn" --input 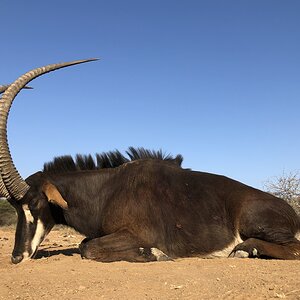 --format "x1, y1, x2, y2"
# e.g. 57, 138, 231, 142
0, 85, 33, 94
0, 175, 10, 199
0, 58, 98, 200
0, 85, 35, 198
